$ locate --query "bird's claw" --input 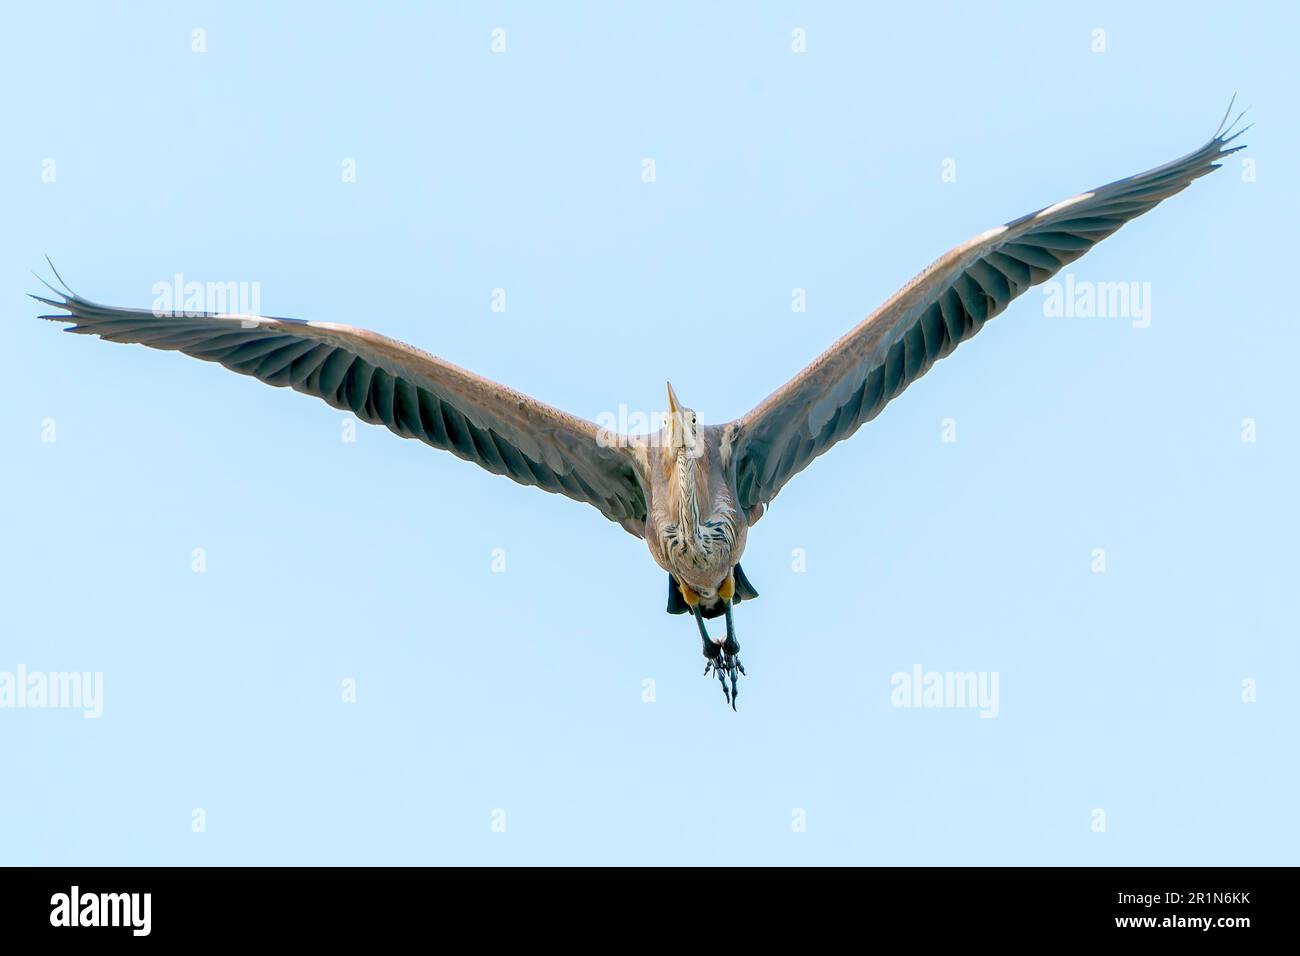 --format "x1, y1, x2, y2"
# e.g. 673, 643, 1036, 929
703, 643, 745, 709
694, 601, 744, 709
